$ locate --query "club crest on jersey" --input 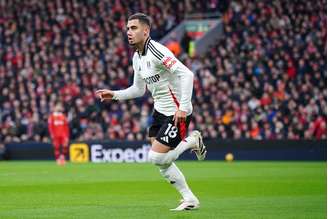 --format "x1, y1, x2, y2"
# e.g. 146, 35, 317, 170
144, 74, 160, 84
